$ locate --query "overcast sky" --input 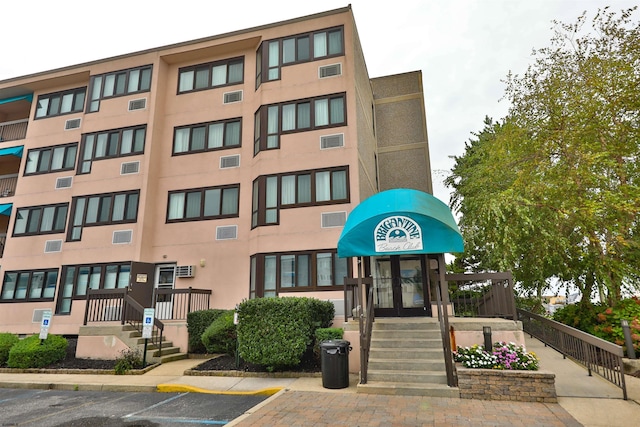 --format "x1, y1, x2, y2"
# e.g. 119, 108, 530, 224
1, 0, 636, 203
